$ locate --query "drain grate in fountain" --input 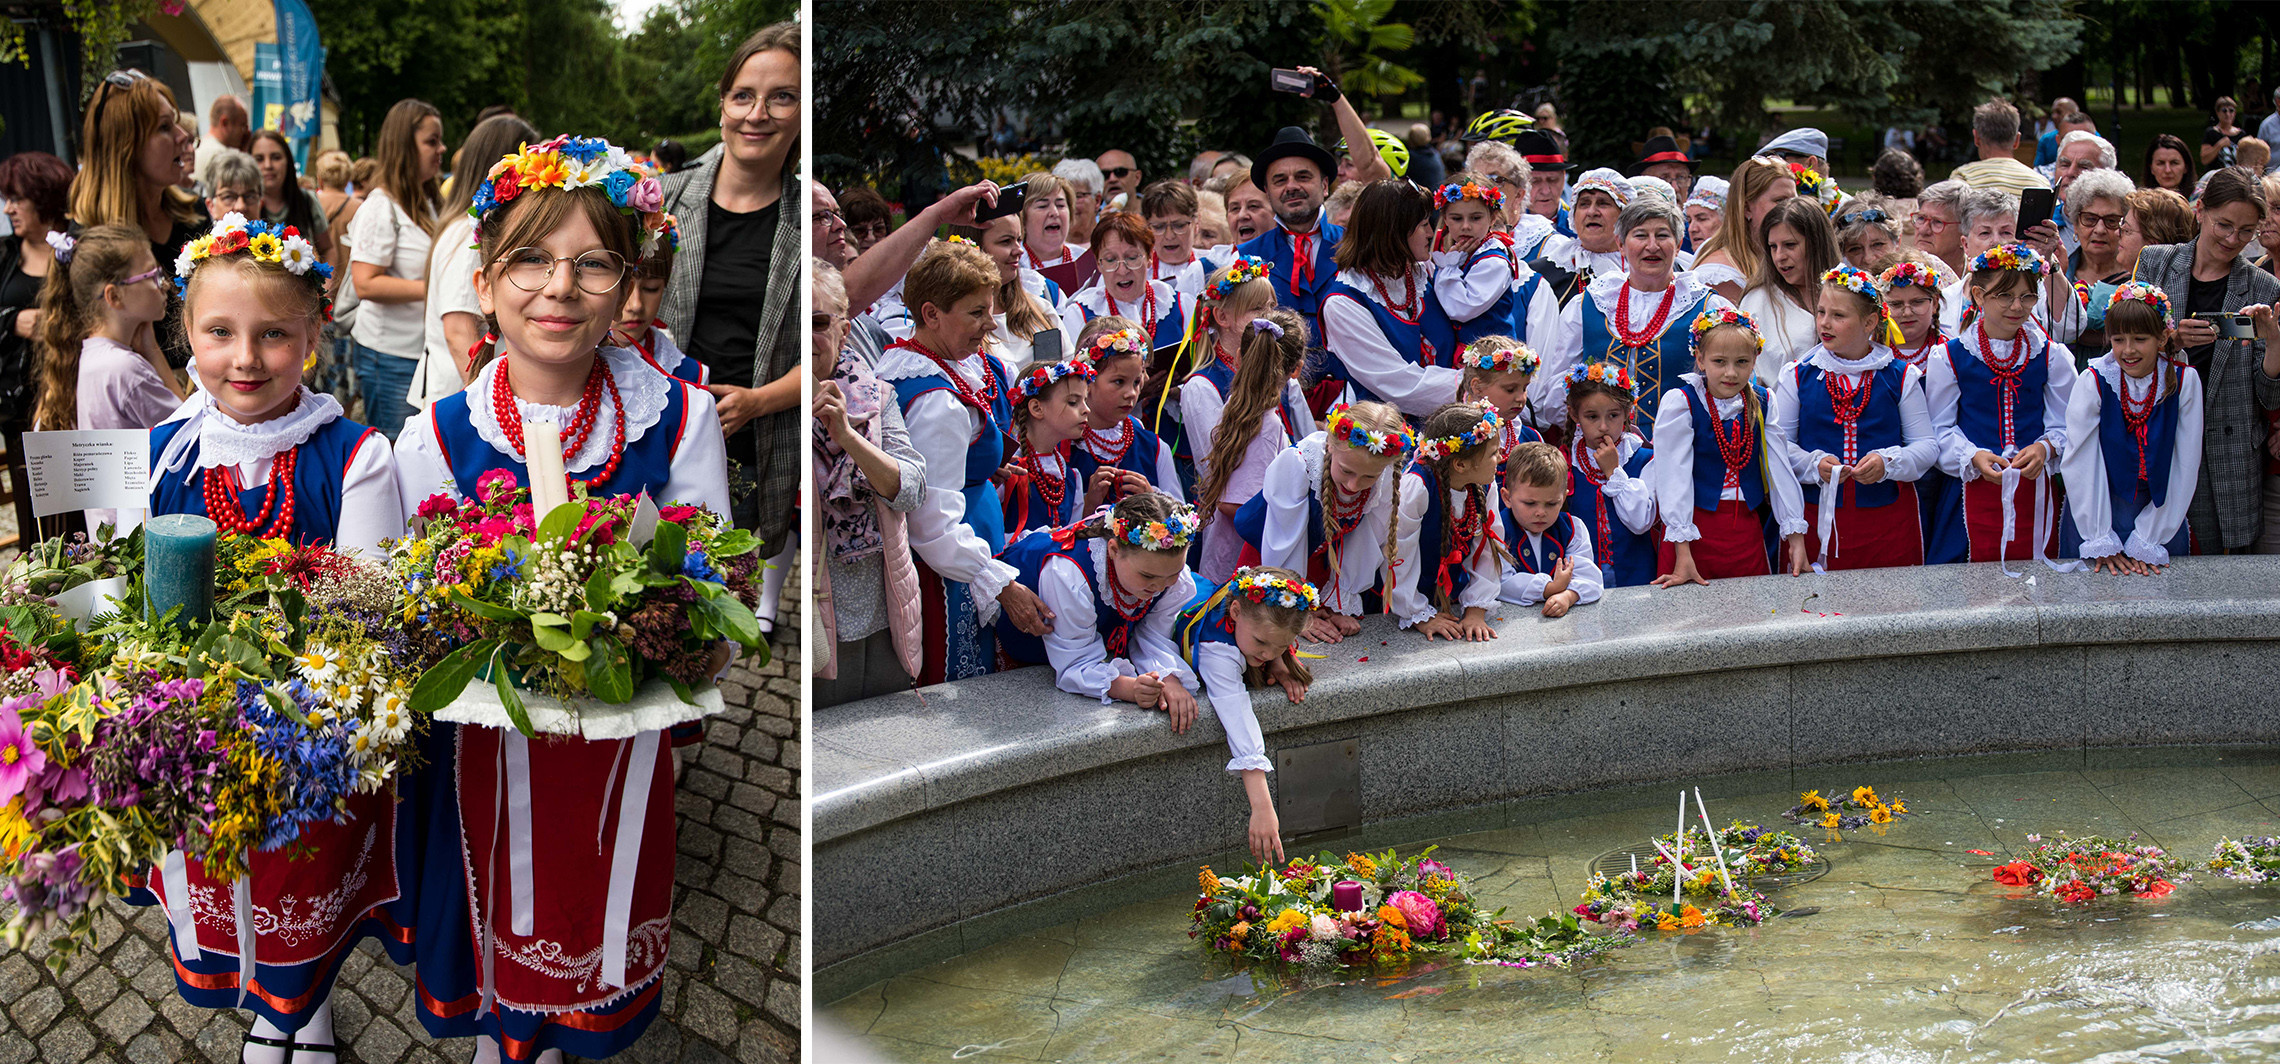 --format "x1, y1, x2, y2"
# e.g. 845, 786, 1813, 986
1588, 844, 1830, 892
